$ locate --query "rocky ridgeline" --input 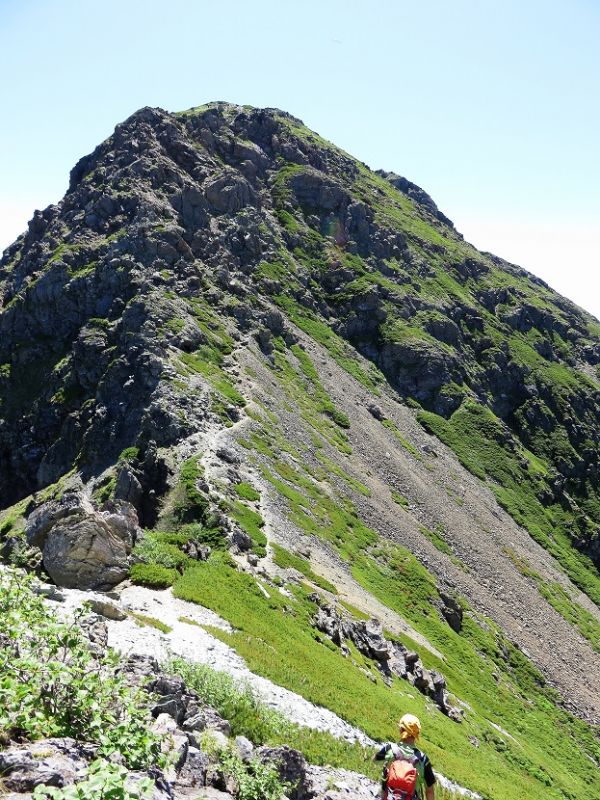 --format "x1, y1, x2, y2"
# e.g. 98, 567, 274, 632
312, 601, 462, 722
0, 102, 599, 564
